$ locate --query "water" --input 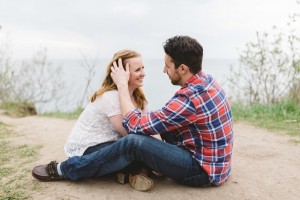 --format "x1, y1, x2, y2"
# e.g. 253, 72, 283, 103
36, 58, 238, 113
